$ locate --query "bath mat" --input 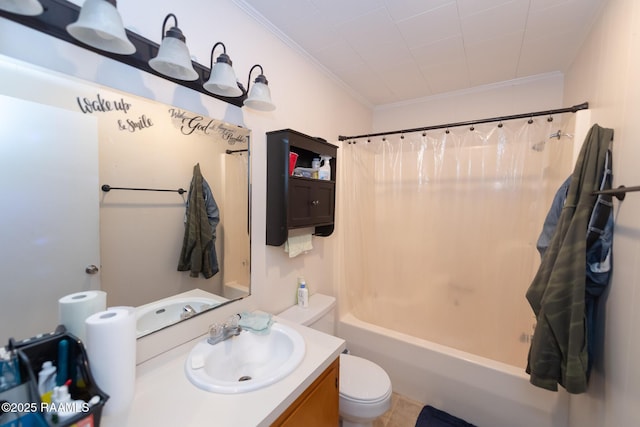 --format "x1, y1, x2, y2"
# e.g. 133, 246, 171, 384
415, 405, 476, 427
